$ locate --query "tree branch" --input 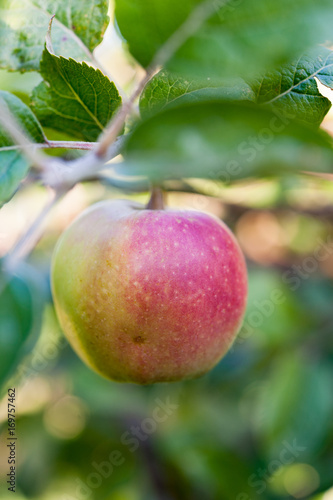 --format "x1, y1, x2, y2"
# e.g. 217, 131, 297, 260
1, 0, 231, 267
1, 0, 224, 188
41, 135, 126, 189
95, 70, 155, 158
150, 0, 219, 69
95, 0, 224, 159
5, 189, 64, 270
302, 170, 333, 181
0, 100, 51, 173
0, 140, 99, 152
